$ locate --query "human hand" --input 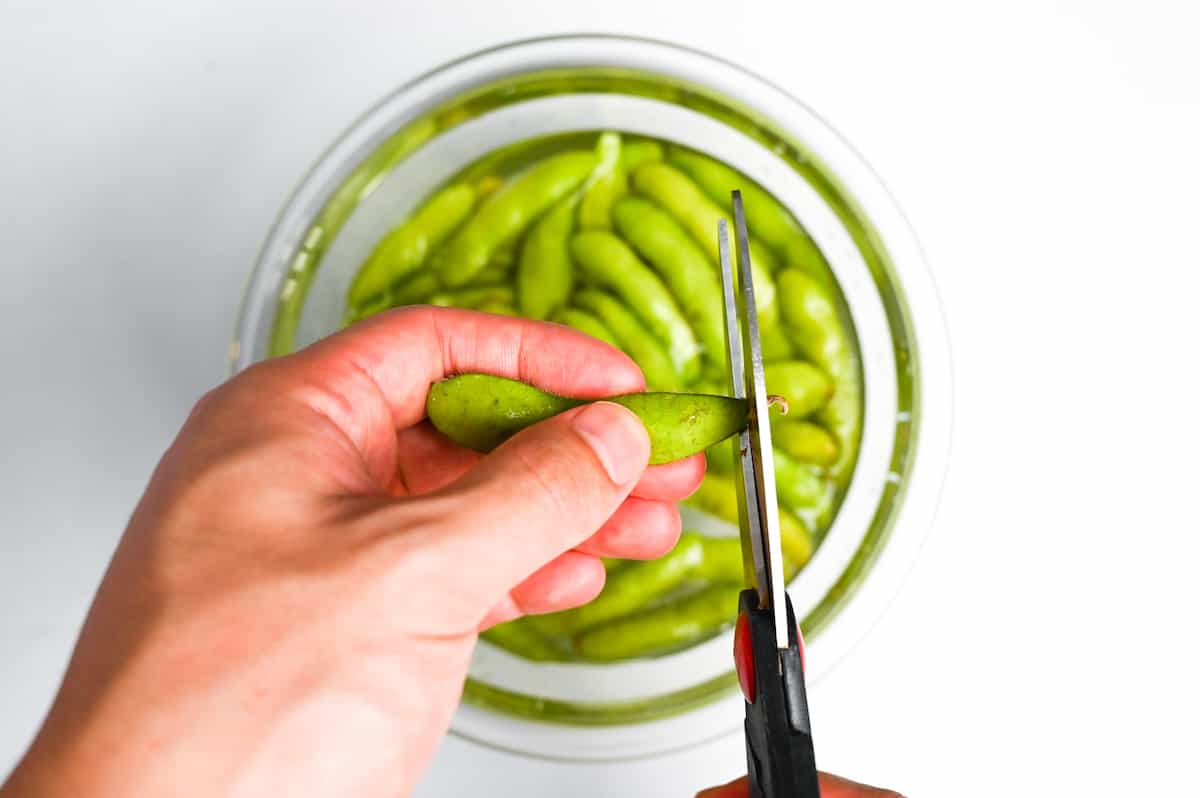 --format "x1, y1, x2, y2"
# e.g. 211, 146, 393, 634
1, 307, 703, 798
698, 772, 904, 798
